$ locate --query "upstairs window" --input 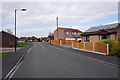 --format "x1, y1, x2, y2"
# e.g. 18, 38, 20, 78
74, 32, 76, 35
78, 32, 81, 35
66, 31, 69, 34
72, 32, 74, 35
